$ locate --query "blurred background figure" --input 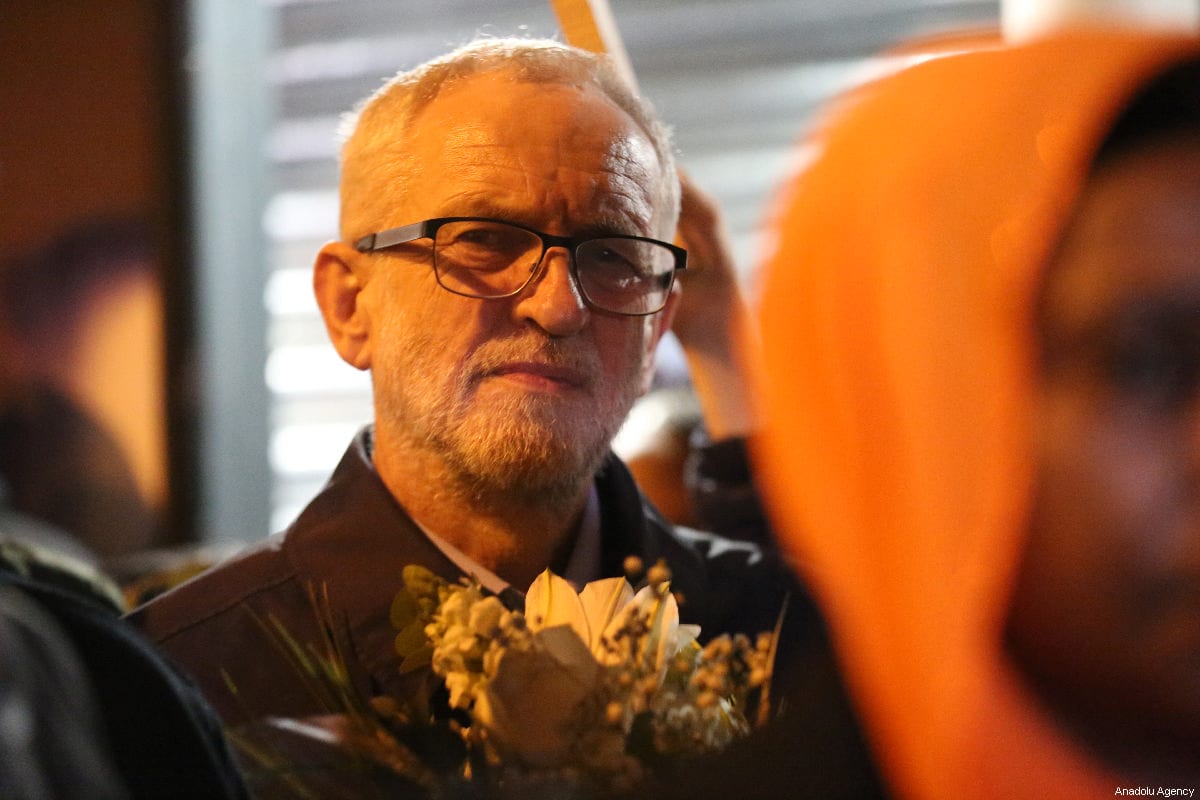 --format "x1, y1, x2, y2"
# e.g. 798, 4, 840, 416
756, 26, 1200, 798
615, 386, 704, 528
0, 217, 164, 562
0, 214, 248, 799
0, 576, 131, 800
0, 531, 249, 799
